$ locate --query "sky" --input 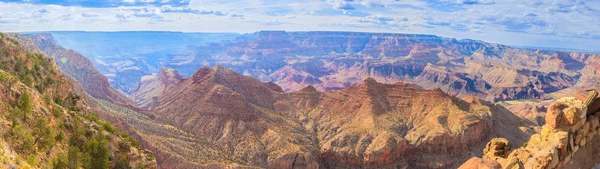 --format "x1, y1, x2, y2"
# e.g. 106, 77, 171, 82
0, 0, 599, 51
